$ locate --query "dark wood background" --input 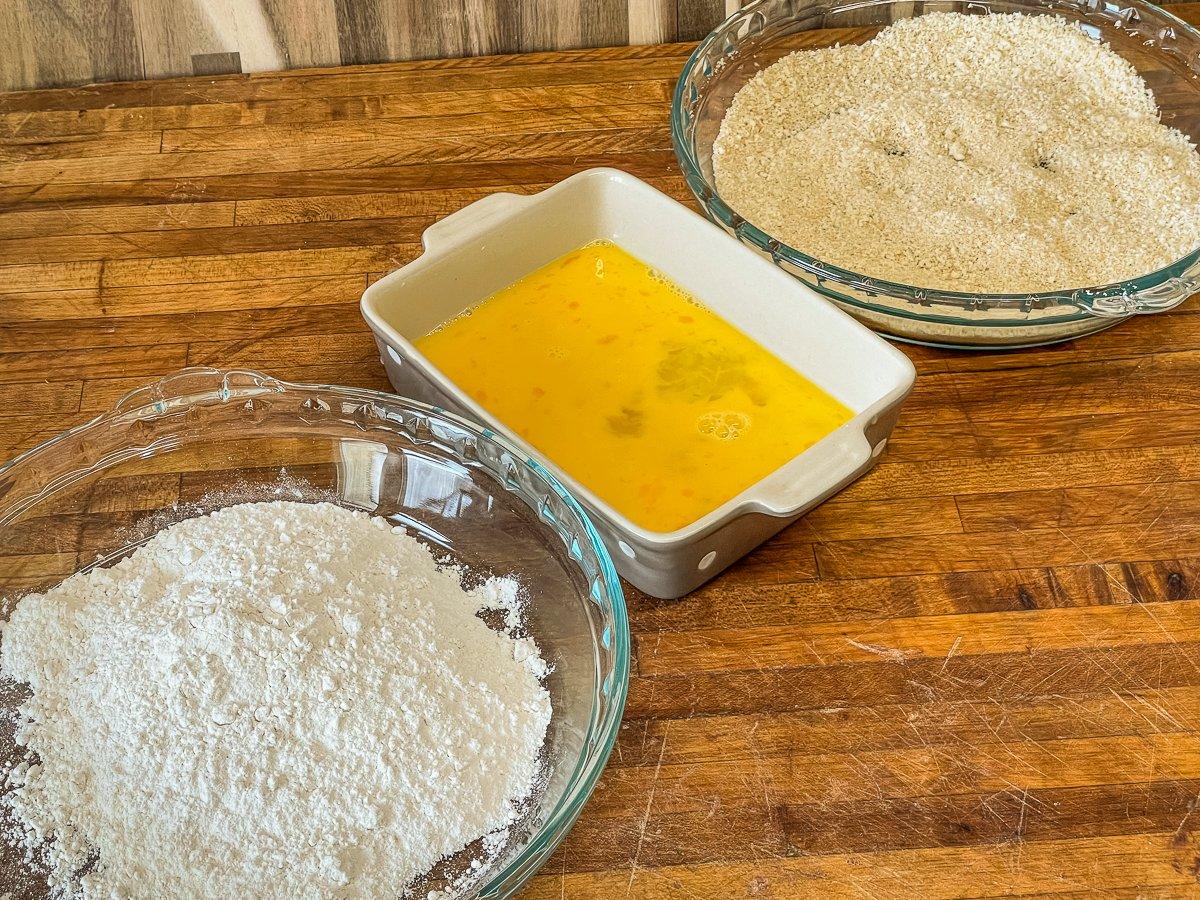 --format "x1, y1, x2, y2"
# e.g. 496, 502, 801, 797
0, 0, 735, 92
